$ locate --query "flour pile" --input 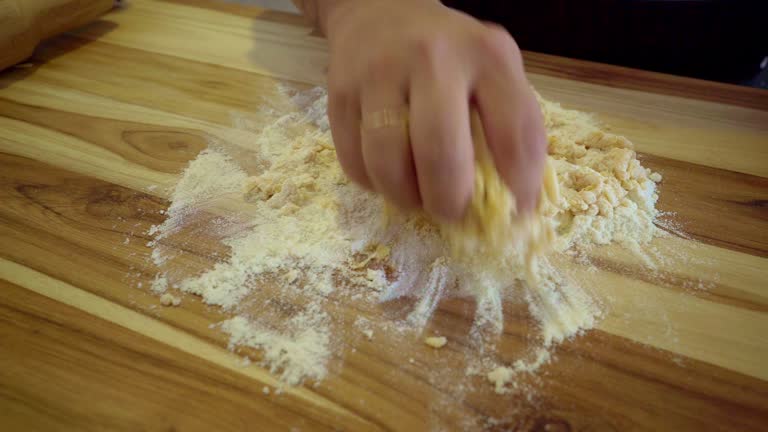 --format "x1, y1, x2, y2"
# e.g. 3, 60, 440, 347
147, 85, 662, 391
